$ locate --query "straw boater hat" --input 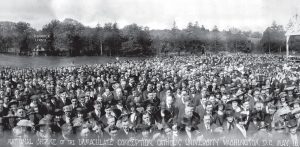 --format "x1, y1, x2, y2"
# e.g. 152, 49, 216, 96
292, 107, 300, 115
226, 95, 242, 104
17, 119, 34, 127
284, 85, 295, 91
